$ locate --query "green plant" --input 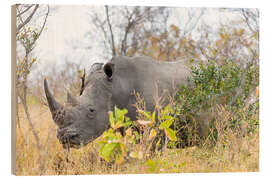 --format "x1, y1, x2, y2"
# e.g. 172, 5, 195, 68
137, 104, 177, 142
98, 101, 180, 164
98, 107, 134, 164
133, 91, 179, 151
174, 59, 259, 145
